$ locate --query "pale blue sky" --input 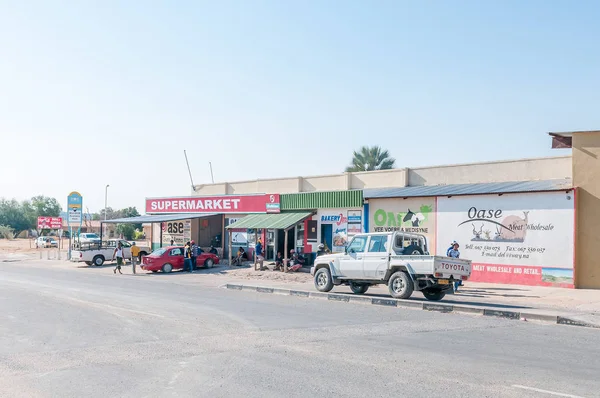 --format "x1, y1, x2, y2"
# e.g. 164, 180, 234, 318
1, 0, 597, 212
